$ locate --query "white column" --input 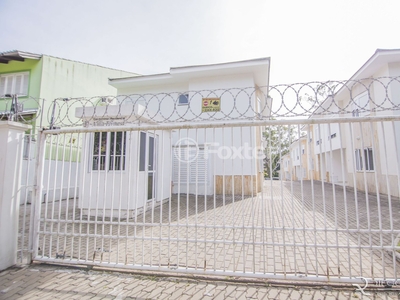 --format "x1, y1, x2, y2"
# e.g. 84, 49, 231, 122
0, 121, 31, 270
